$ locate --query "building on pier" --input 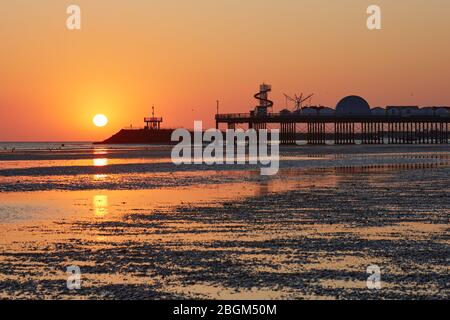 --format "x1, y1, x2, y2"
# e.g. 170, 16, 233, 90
336, 96, 371, 116
387, 106, 420, 116
371, 107, 386, 115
